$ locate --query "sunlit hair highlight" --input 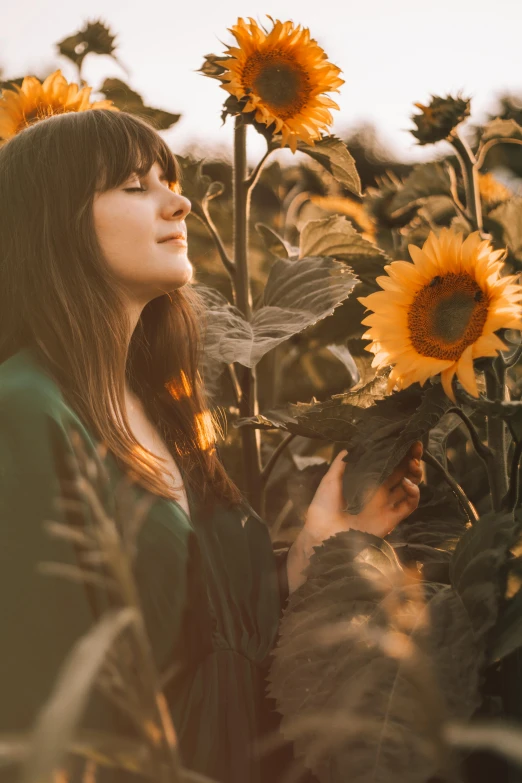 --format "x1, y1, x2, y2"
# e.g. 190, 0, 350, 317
0, 108, 245, 511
